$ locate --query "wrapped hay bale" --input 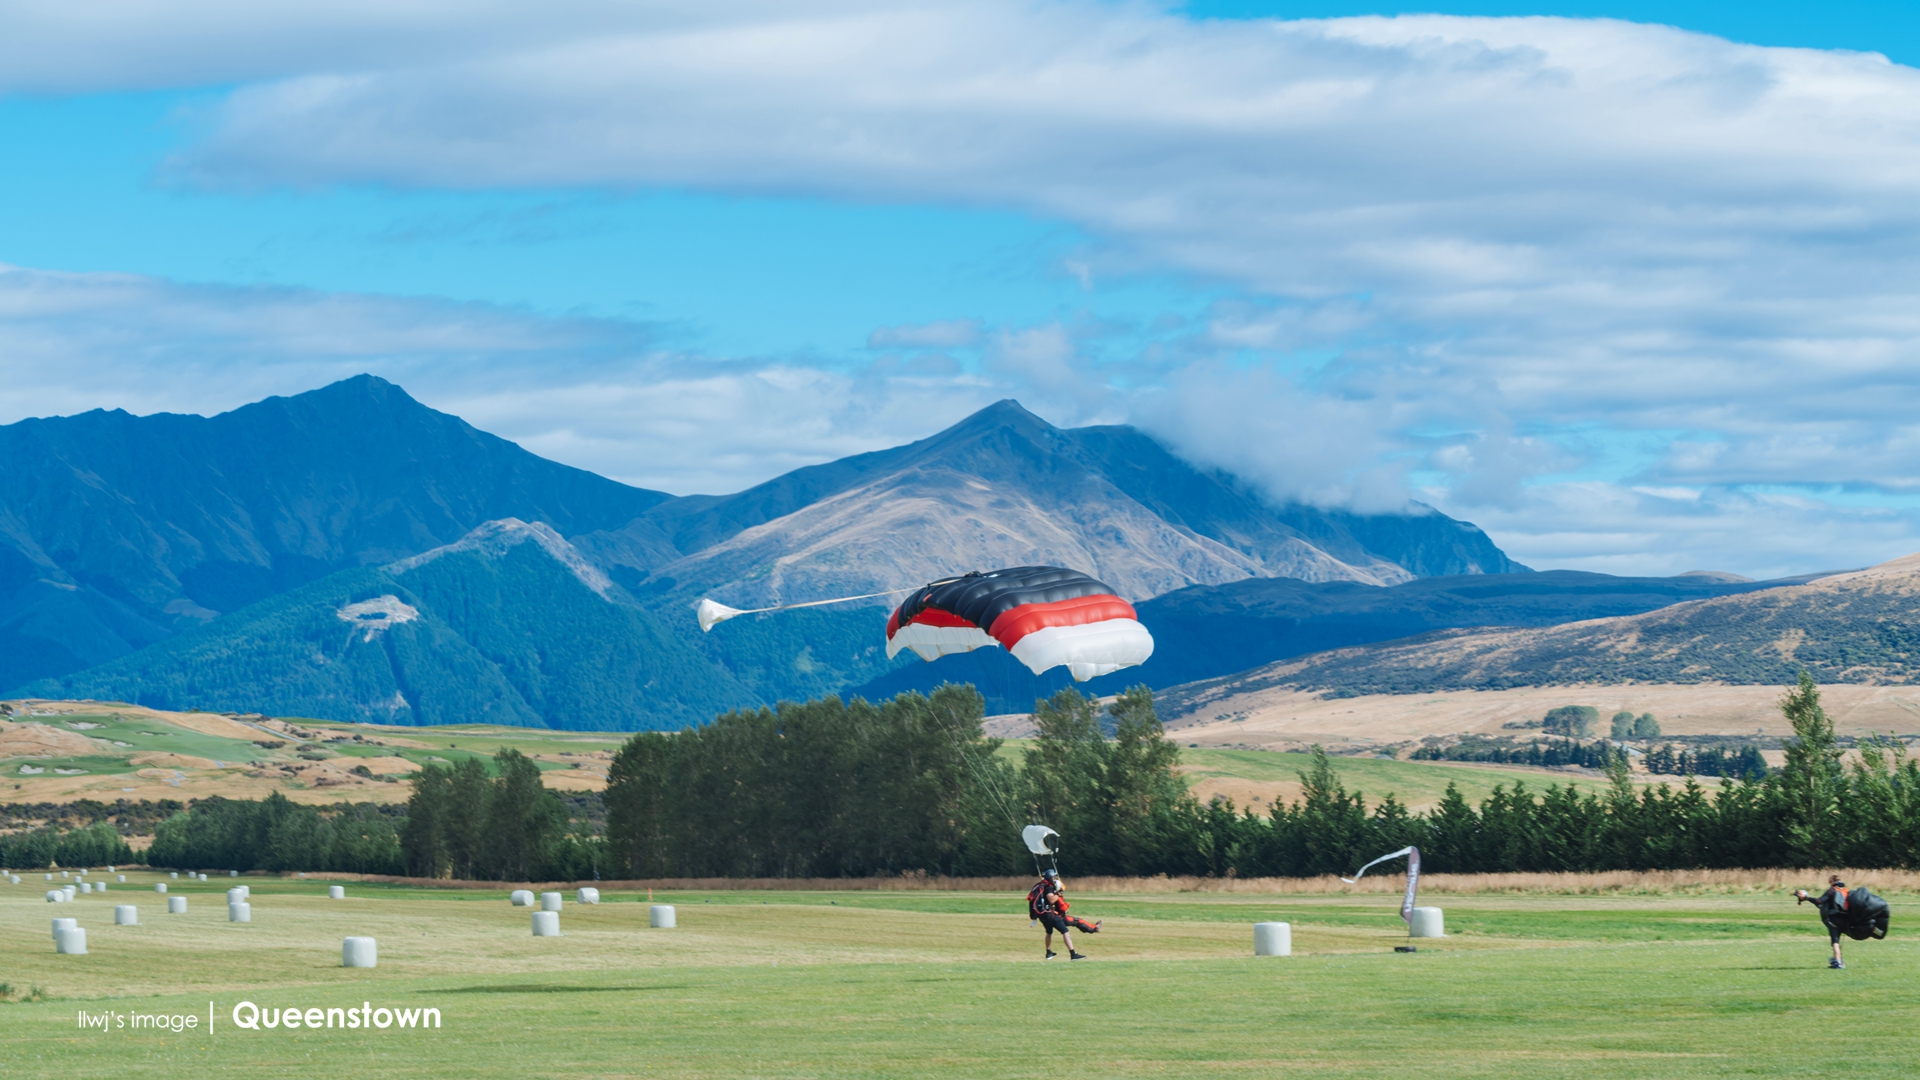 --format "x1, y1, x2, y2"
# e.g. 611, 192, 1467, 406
509, 890, 534, 907
155, 882, 167, 894
531, 911, 560, 937
1409, 907, 1445, 938
168, 897, 187, 914
540, 892, 563, 912
228, 901, 251, 923
55, 927, 87, 955
342, 937, 377, 968
115, 905, 138, 926
1253, 922, 1292, 956
52, 916, 77, 938
650, 905, 676, 929
329, 885, 346, 900
576, 888, 600, 905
